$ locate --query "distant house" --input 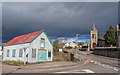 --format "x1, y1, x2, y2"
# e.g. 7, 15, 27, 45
64, 42, 77, 48
3, 30, 53, 63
